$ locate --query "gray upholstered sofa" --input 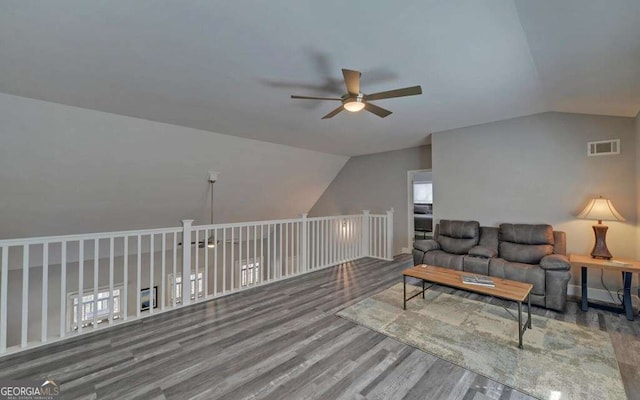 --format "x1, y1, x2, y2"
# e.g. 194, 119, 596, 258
412, 220, 571, 311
